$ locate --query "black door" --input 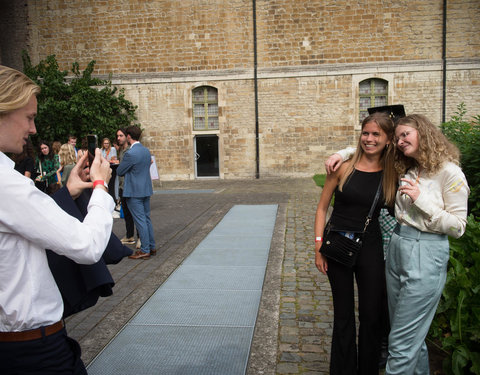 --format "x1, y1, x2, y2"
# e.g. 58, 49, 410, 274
195, 135, 219, 177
